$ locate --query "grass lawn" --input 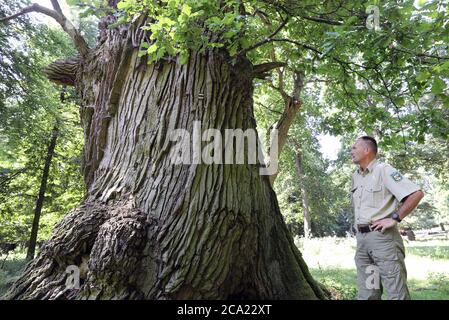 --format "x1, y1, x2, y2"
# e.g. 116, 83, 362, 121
1, 236, 449, 299
296, 236, 449, 300
0, 251, 28, 297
